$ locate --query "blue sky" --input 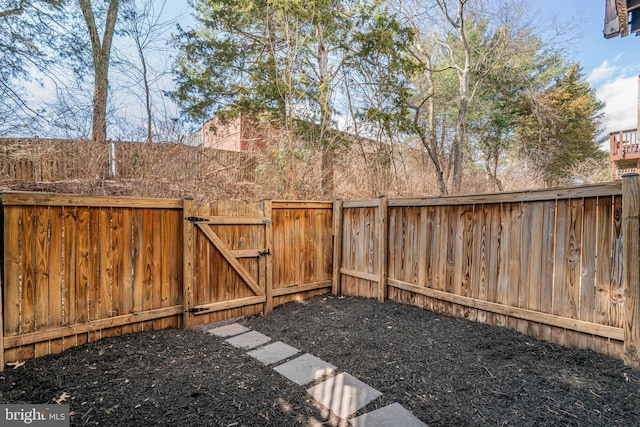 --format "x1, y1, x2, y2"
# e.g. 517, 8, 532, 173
536, 0, 639, 134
